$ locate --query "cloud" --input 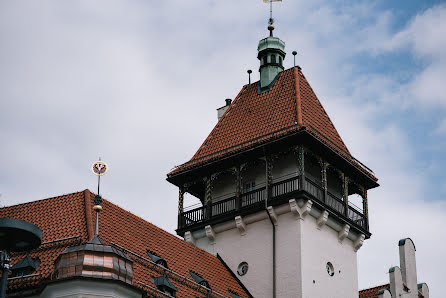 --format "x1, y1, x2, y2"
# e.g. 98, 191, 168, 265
0, 0, 445, 296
